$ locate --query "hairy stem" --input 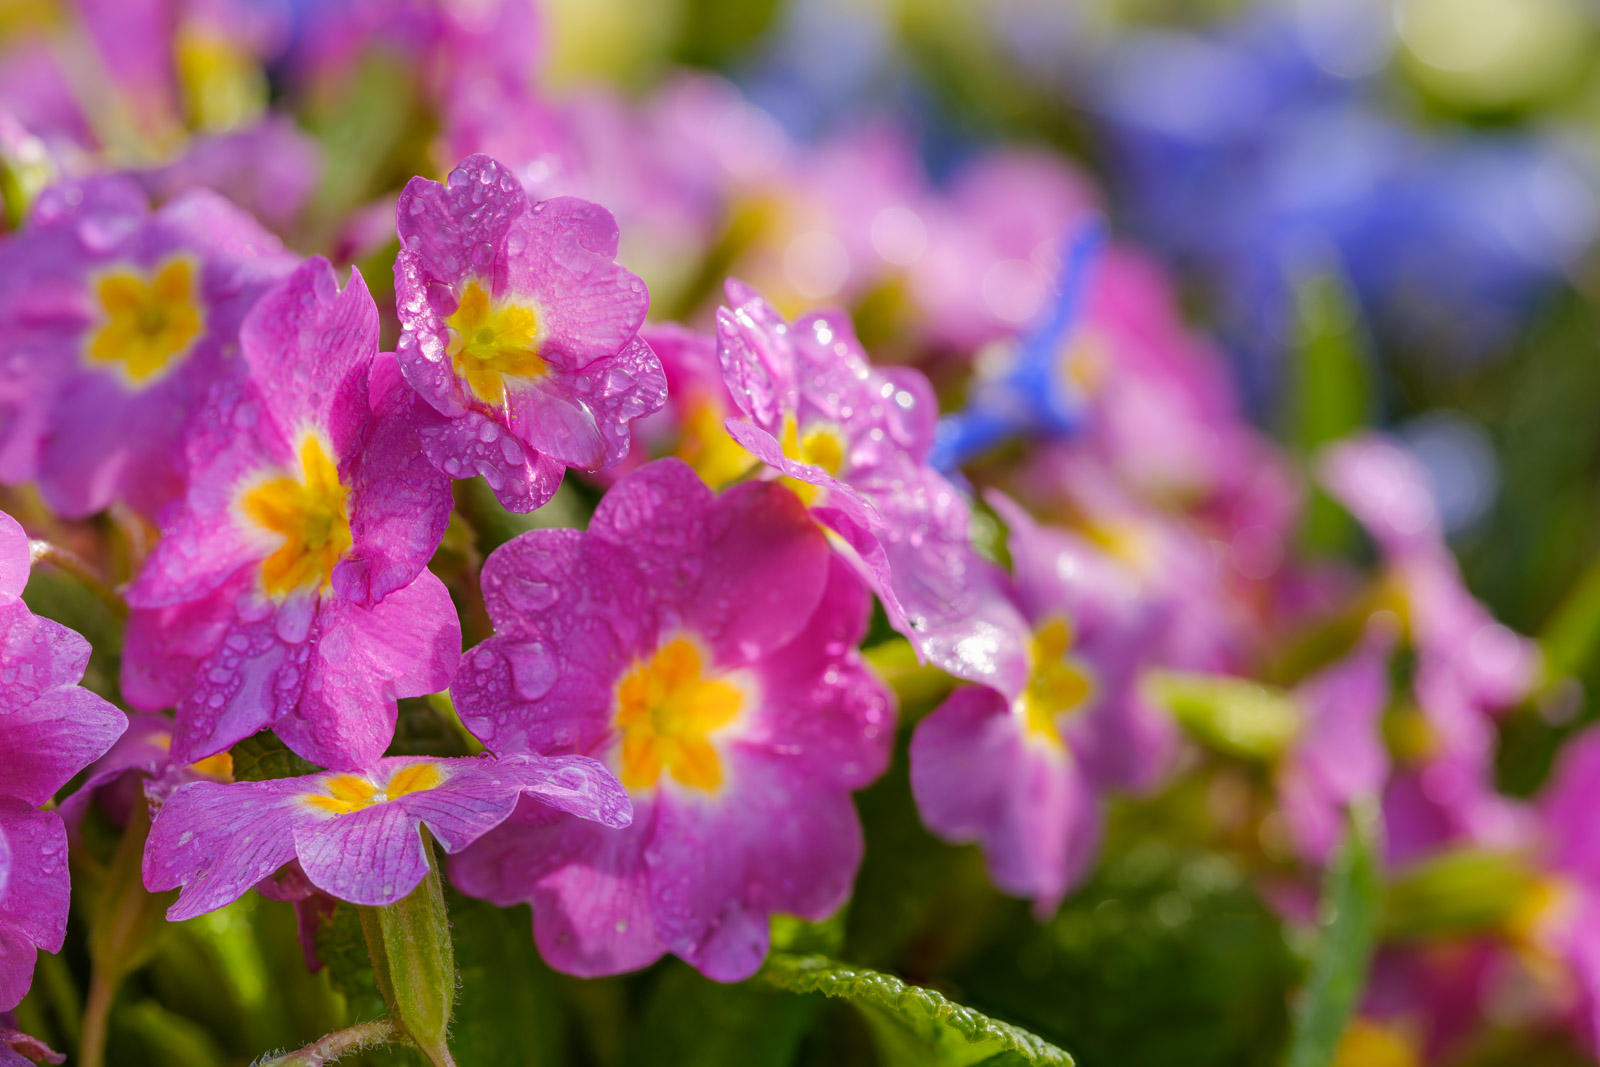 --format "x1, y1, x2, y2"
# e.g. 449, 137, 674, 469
27, 540, 126, 617
253, 1019, 405, 1067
